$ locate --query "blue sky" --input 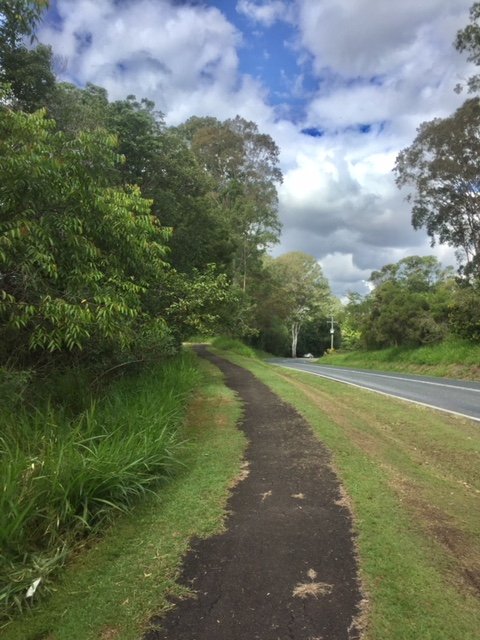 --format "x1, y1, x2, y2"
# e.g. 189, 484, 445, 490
38, 0, 475, 296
